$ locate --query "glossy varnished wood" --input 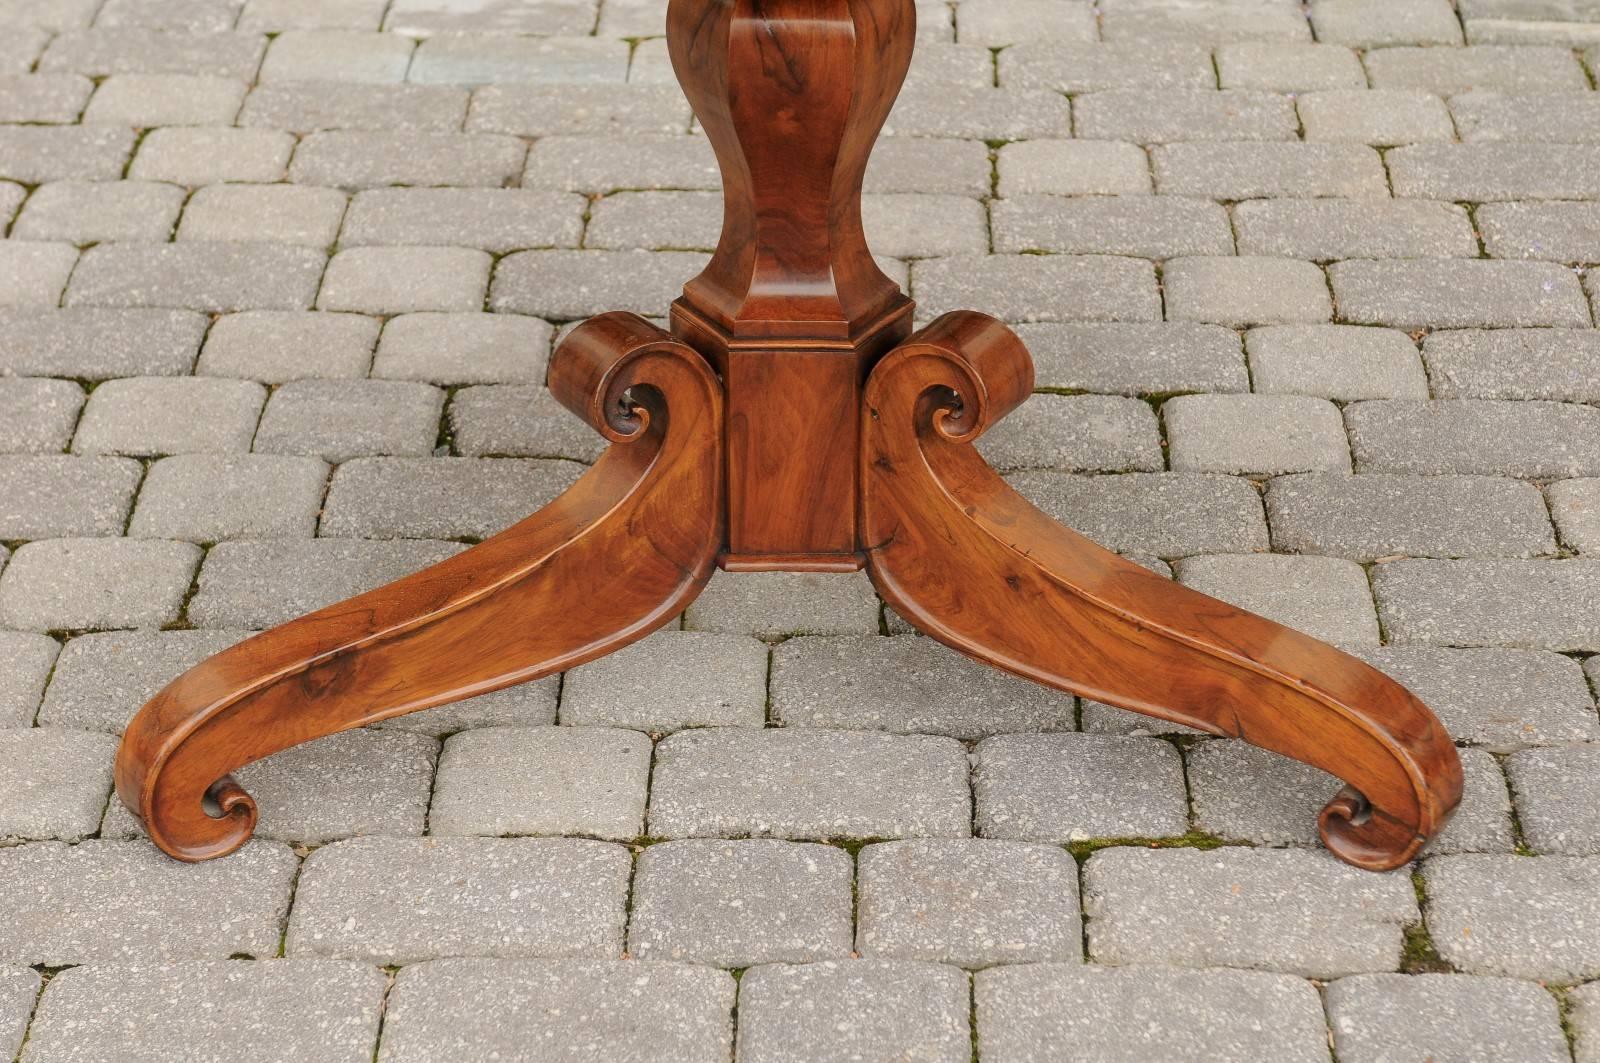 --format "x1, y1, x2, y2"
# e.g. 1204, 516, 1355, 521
115, 315, 722, 860
860, 312, 1465, 870
117, 0, 1466, 870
